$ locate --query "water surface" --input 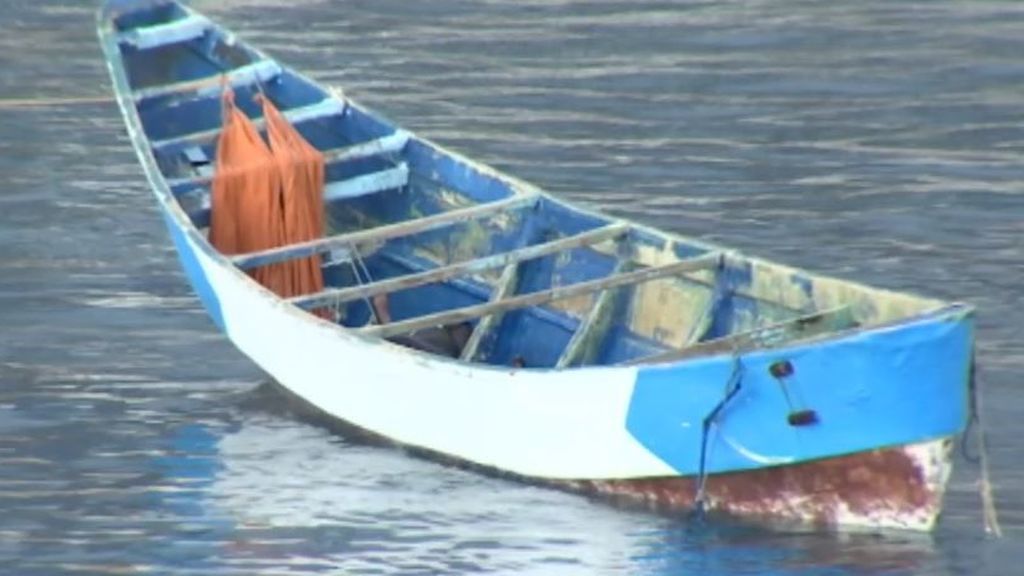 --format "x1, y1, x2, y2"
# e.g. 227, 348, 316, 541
1, 0, 1022, 573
